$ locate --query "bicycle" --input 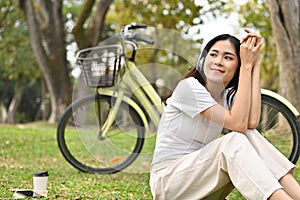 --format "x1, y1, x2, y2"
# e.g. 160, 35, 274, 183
57, 23, 300, 174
